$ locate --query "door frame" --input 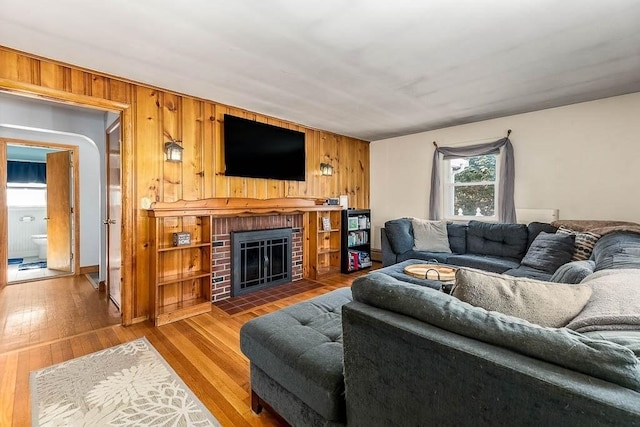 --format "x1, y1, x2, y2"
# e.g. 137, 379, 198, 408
0, 139, 80, 281
0, 82, 133, 325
